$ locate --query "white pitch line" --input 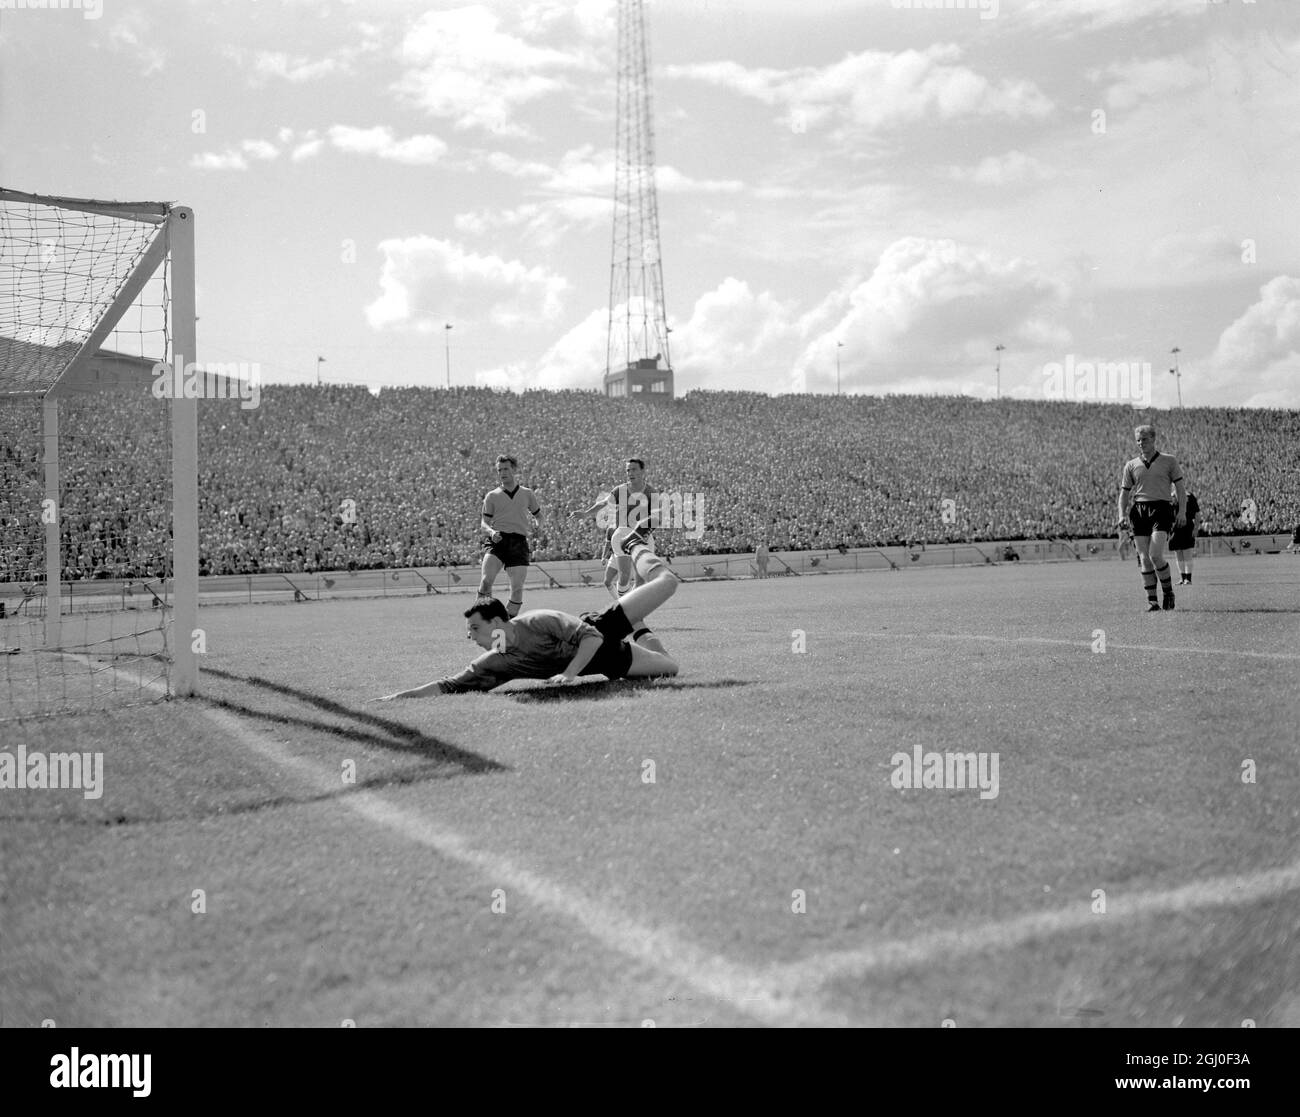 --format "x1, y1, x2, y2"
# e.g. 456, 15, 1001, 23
769, 859, 1300, 997
195, 702, 856, 1028
919, 632, 1300, 662
61, 654, 853, 1026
